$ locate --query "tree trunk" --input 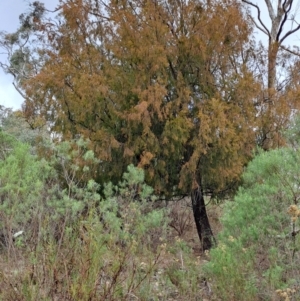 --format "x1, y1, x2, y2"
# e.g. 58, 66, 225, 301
262, 41, 279, 150
191, 186, 216, 252
268, 41, 279, 94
